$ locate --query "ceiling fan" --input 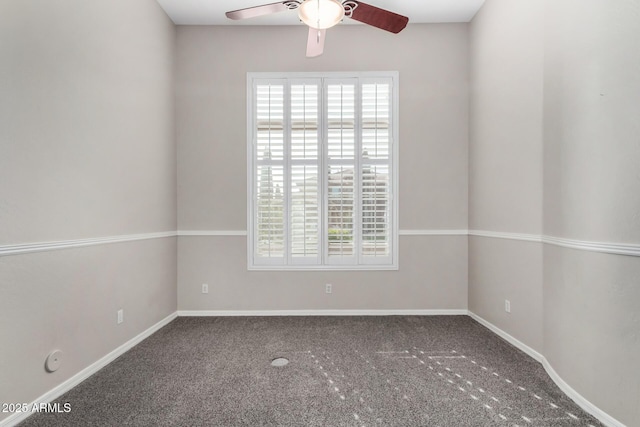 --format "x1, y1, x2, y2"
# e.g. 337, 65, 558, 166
226, 0, 409, 57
